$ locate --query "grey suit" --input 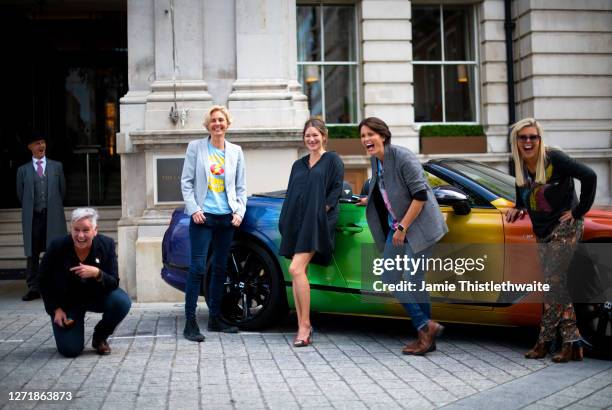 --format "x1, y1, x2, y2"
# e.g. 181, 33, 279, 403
16, 158, 67, 291
365, 144, 448, 253
181, 137, 247, 217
